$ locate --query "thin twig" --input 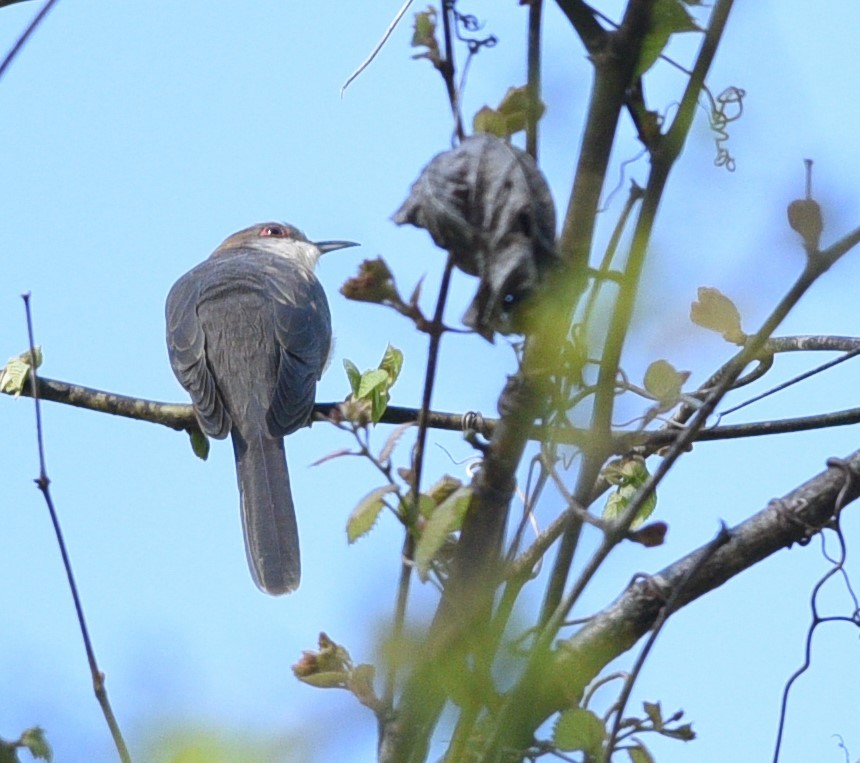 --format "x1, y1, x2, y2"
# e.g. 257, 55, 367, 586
604, 523, 731, 755
540, 0, 659, 626
0, 0, 59, 81
440, 0, 464, 142
21, 294, 131, 763
772, 457, 860, 763
341, 0, 414, 97
384, 253, 456, 708
11, 372, 860, 451
525, 0, 543, 159
719, 346, 860, 417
